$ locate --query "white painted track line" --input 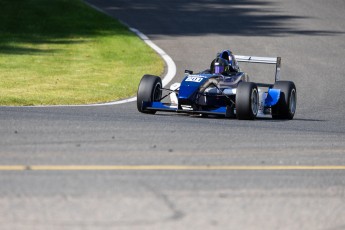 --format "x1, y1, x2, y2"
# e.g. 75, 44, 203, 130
90, 27, 176, 106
